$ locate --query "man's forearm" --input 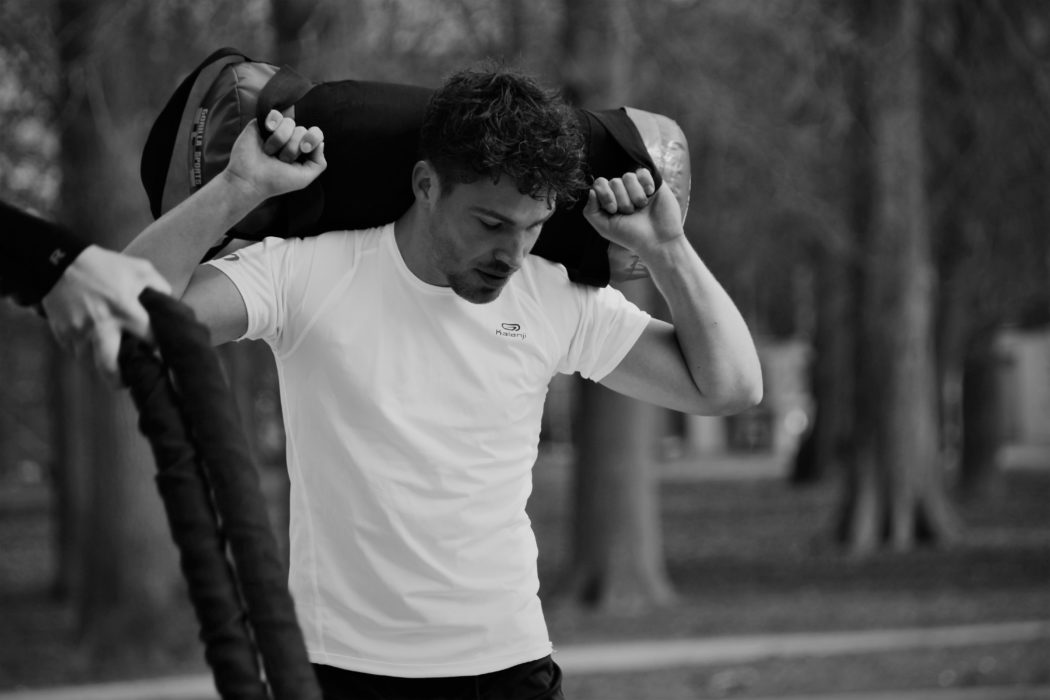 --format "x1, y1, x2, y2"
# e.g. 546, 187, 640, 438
123, 172, 265, 299
642, 237, 763, 411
